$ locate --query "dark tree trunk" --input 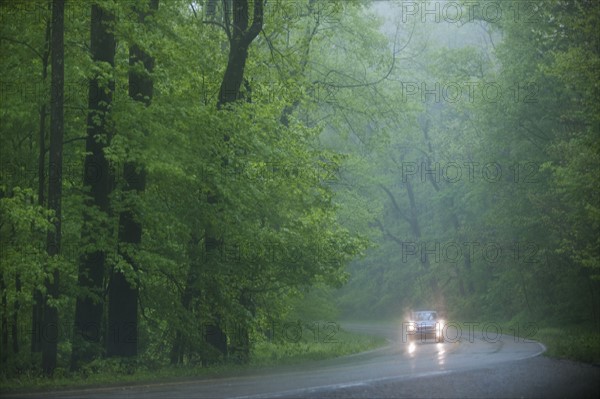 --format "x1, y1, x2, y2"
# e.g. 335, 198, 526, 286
203, 318, 227, 365
32, 6, 52, 354
218, 43, 249, 107
231, 291, 253, 363
1, 273, 7, 365
107, 0, 158, 359
106, 268, 138, 357
171, 233, 201, 365
404, 180, 422, 239
71, 3, 116, 370
12, 276, 20, 355
169, 331, 184, 365
207, 0, 264, 361
42, 0, 64, 375
217, 0, 263, 108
